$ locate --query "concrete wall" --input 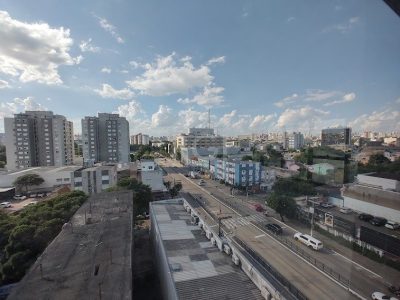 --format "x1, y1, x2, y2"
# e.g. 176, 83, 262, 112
357, 174, 399, 192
